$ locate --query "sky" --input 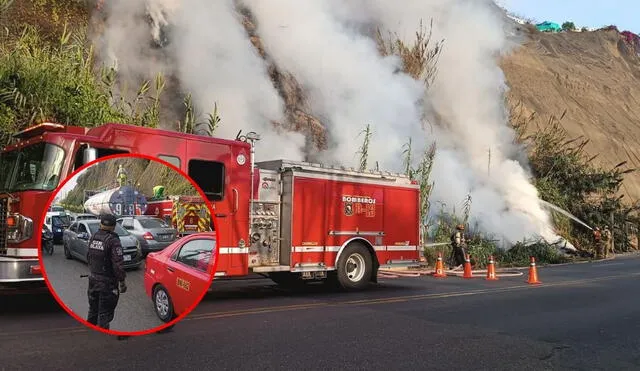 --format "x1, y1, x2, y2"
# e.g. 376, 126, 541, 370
498, 0, 638, 33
